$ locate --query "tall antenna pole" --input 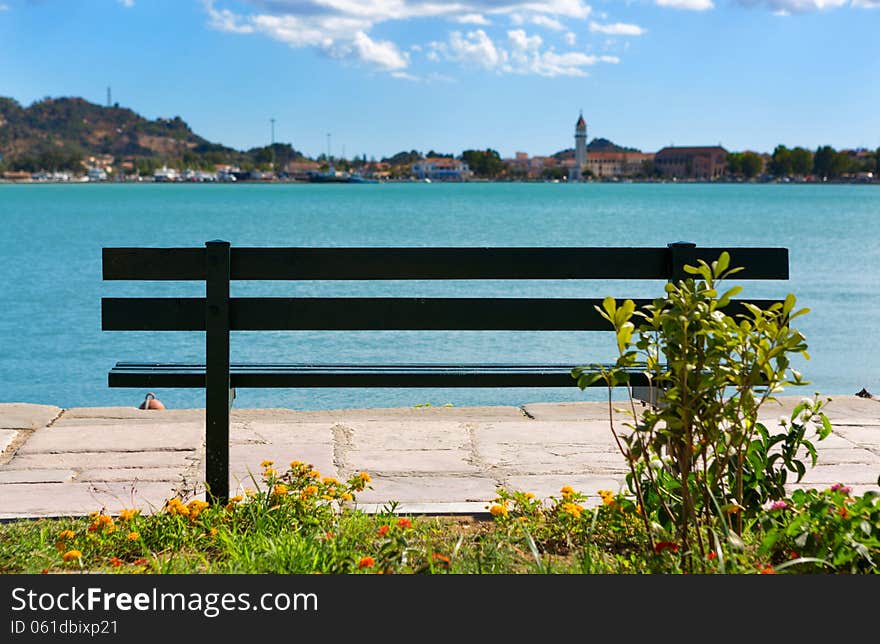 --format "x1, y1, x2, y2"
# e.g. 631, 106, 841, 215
326, 133, 331, 161
270, 118, 275, 145
107, 87, 112, 107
